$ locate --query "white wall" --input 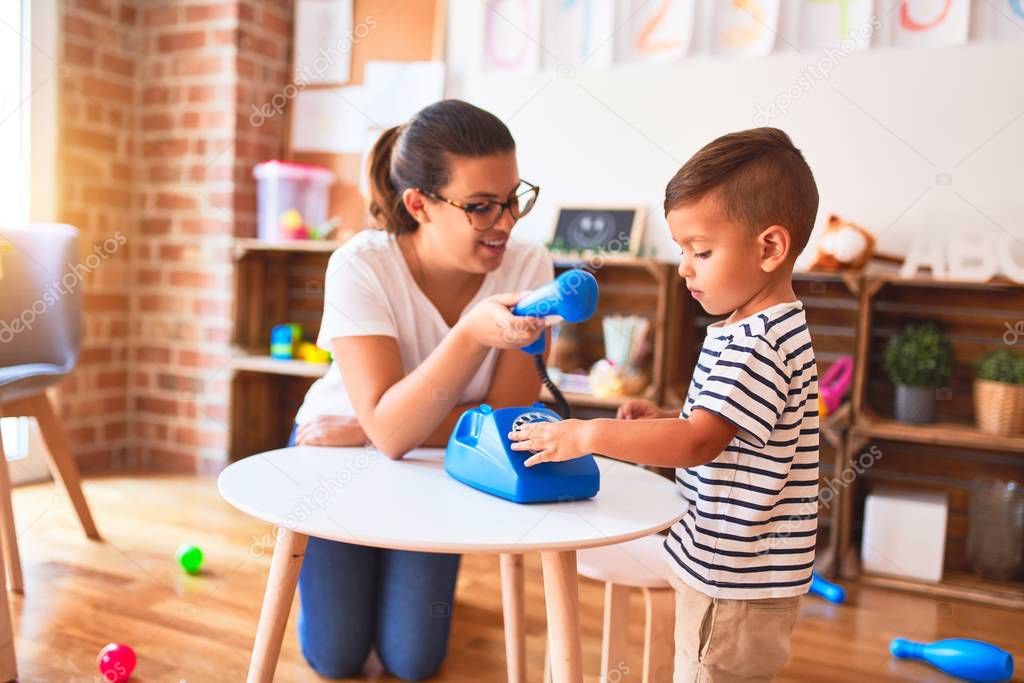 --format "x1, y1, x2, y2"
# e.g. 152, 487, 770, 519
444, 2, 1024, 269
